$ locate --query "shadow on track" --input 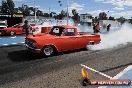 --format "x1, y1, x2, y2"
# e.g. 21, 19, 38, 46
100, 62, 132, 73
8, 48, 88, 62
8, 50, 43, 62
0, 46, 92, 85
